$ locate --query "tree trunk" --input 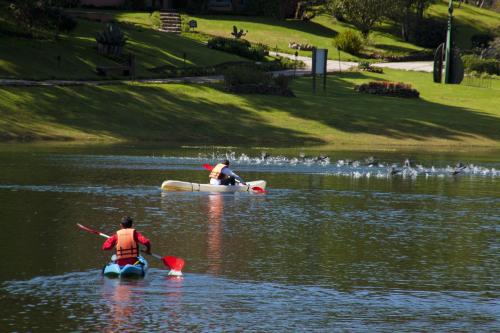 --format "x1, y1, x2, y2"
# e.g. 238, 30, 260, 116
402, 3, 411, 42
